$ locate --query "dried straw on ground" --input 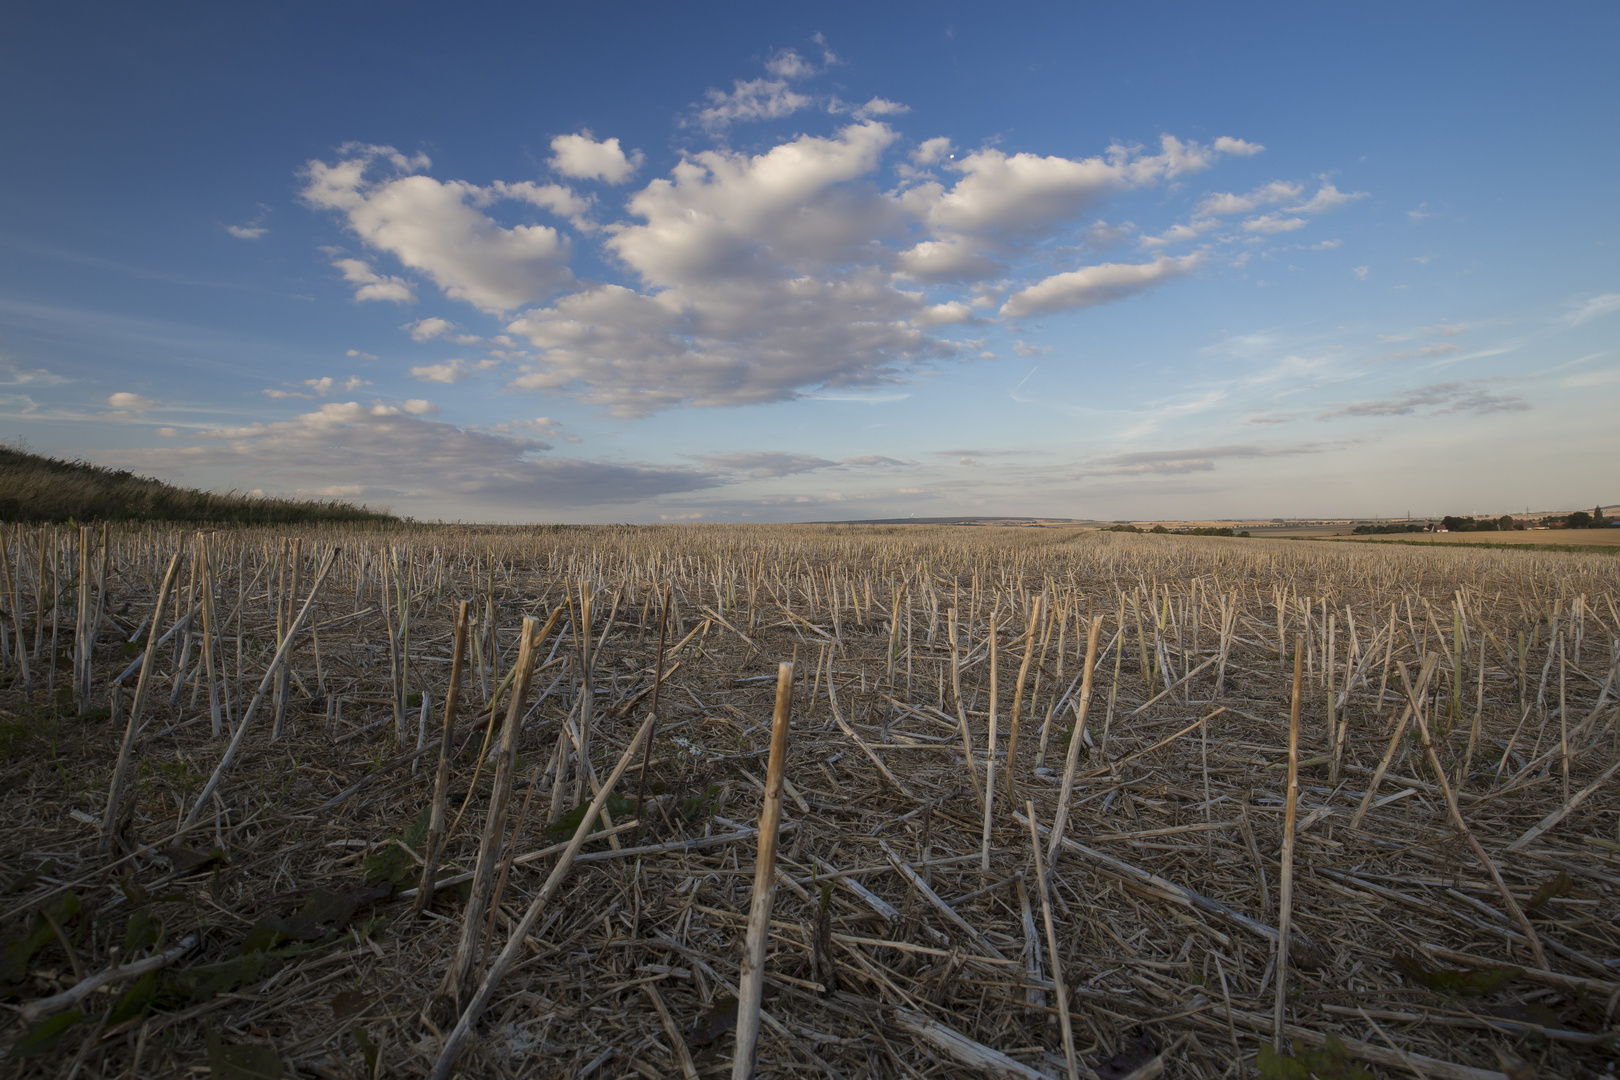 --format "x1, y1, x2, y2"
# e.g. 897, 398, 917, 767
0, 523, 1617, 1079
